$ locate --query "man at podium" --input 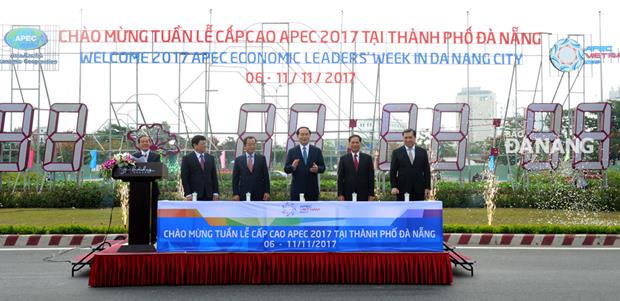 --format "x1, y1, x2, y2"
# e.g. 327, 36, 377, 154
133, 135, 160, 244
